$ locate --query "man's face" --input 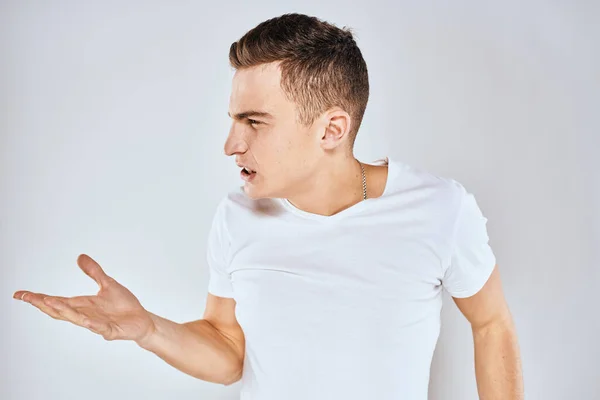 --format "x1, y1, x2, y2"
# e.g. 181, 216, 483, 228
225, 62, 322, 200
